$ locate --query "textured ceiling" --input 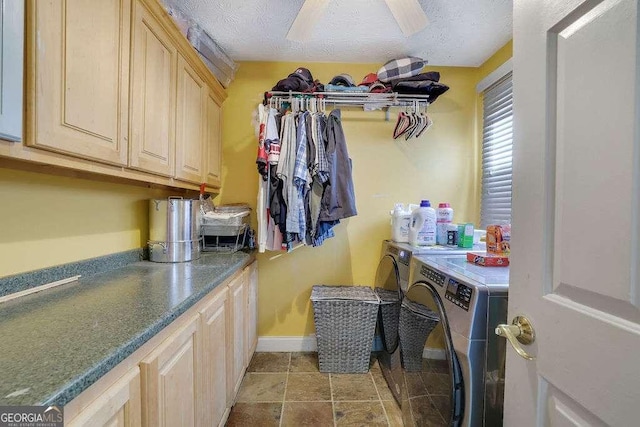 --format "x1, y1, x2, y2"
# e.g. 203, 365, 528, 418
168, 0, 512, 66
